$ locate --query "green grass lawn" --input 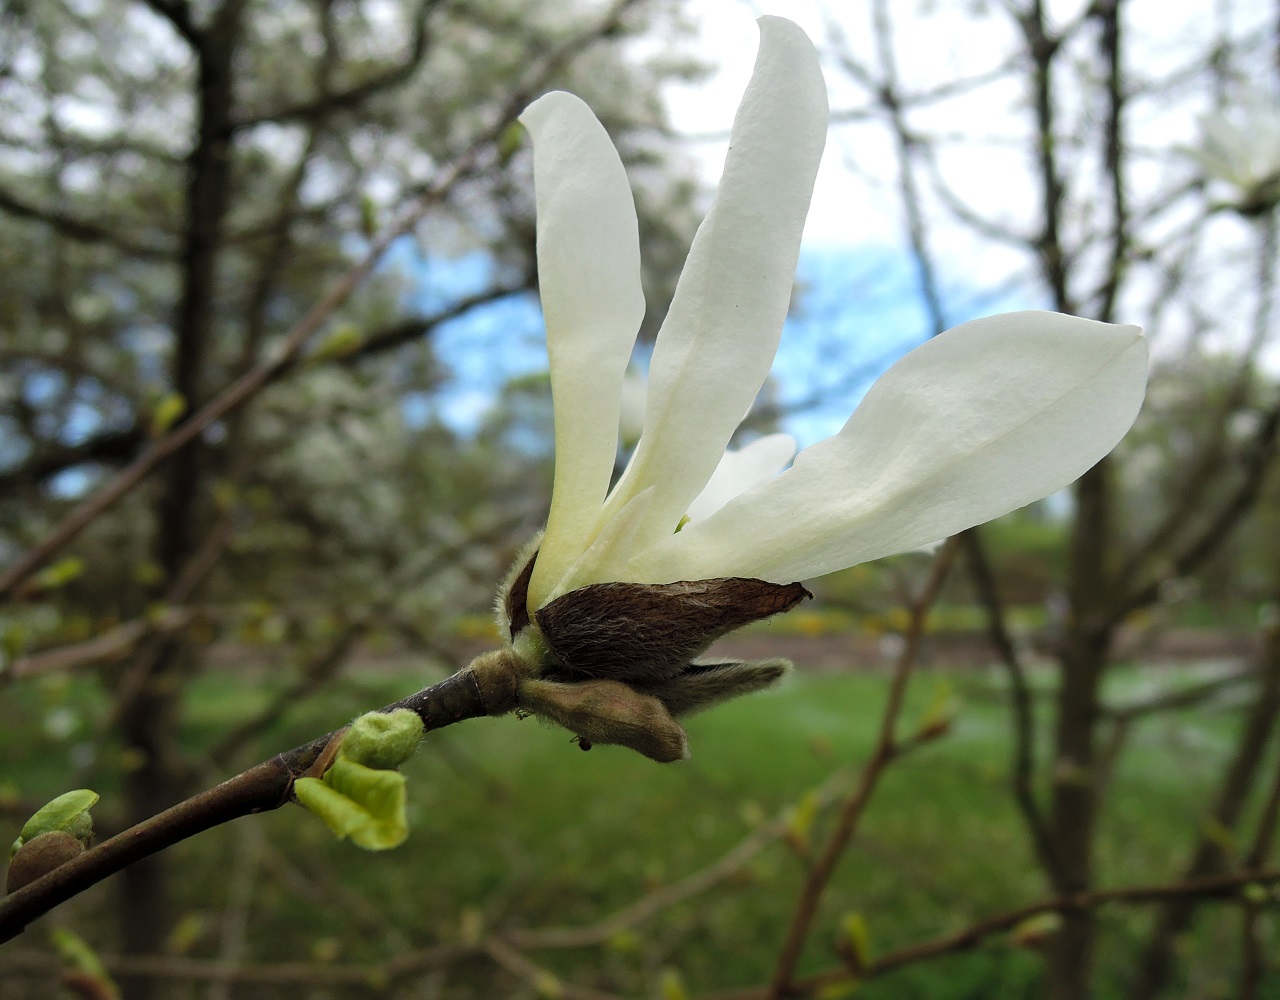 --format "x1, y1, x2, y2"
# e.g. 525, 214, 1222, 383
2, 660, 1275, 999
